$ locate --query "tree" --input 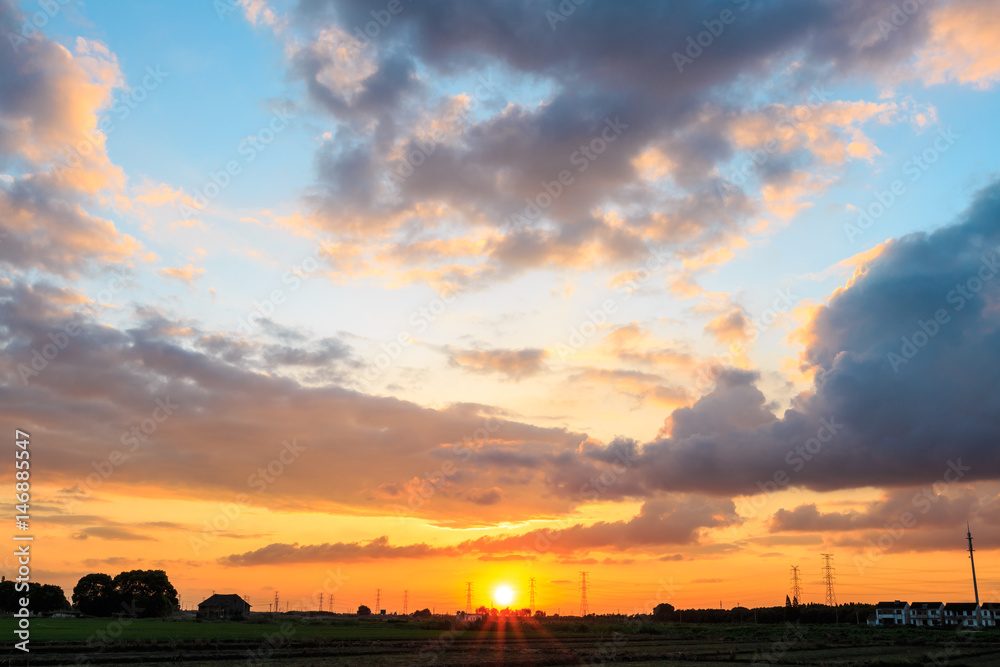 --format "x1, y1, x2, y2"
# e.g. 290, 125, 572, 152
112, 570, 178, 618
653, 602, 675, 621
412, 607, 432, 618
73, 574, 117, 616
534, 609, 546, 619
475, 605, 488, 615
785, 595, 792, 608
35, 584, 70, 613
357, 604, 371, 615
0, 581, 70, 614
